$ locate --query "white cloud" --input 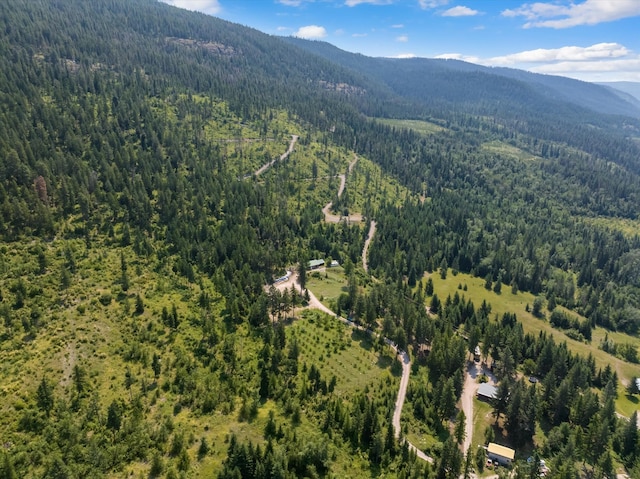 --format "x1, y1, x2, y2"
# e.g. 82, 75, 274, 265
502, 0, 640, 28
277, 26, 290, 32
531, 58, 640, 74
391, 24, 404, 28
352, 32, 368, 37
442, 6, 479, 17
161, 0, 221, 14
277, 0, 305, 5
345, 0, 395, 6
396, 35, 409, 42
435, 52, 481, 63
294, 25, 327, 39
489, 43, 630, 65
393, 53, 418, 58
419, 0, 450, 8
434, 43, 640, 82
